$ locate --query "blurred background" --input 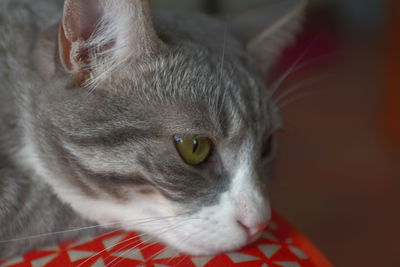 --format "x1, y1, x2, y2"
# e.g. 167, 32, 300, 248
151, 0, 399, 266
